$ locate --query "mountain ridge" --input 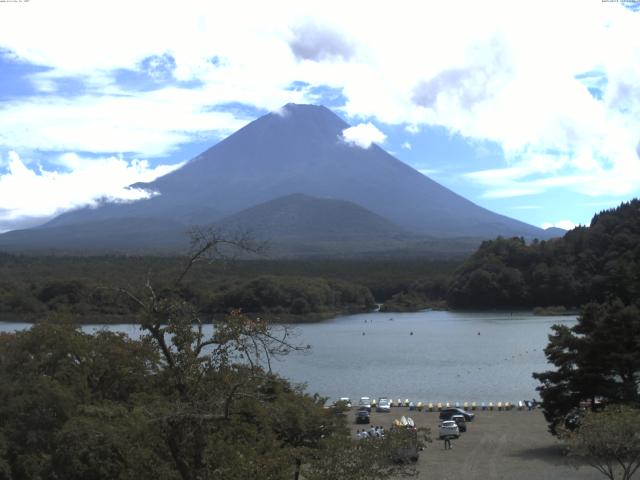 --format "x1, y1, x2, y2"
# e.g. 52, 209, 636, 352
0, 103, 558, 255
